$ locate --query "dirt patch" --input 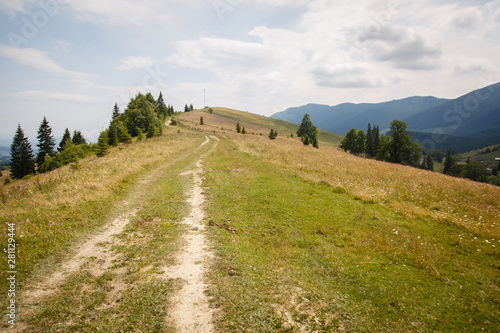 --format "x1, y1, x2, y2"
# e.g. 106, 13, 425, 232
163, 139, 216, 333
